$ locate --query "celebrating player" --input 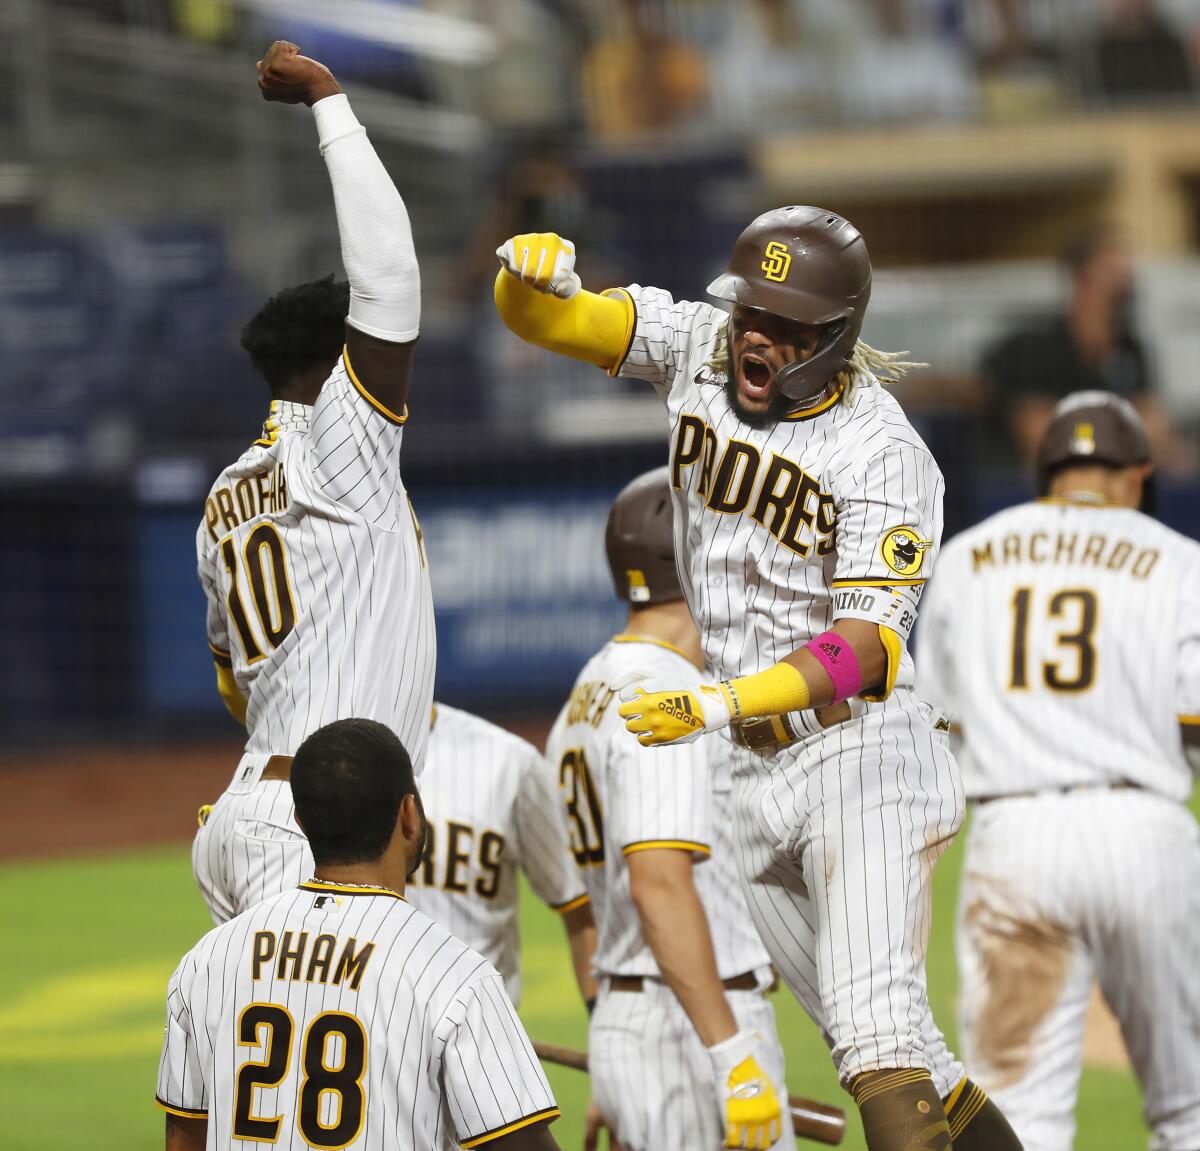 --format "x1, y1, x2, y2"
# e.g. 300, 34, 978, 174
545, 468, 790, 1151
407, 704, 597, 1009
916, 392, 1200, 1151
157, 718, 562, 1151
495, 217, 1020, 1150
193, 42, 436, 923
